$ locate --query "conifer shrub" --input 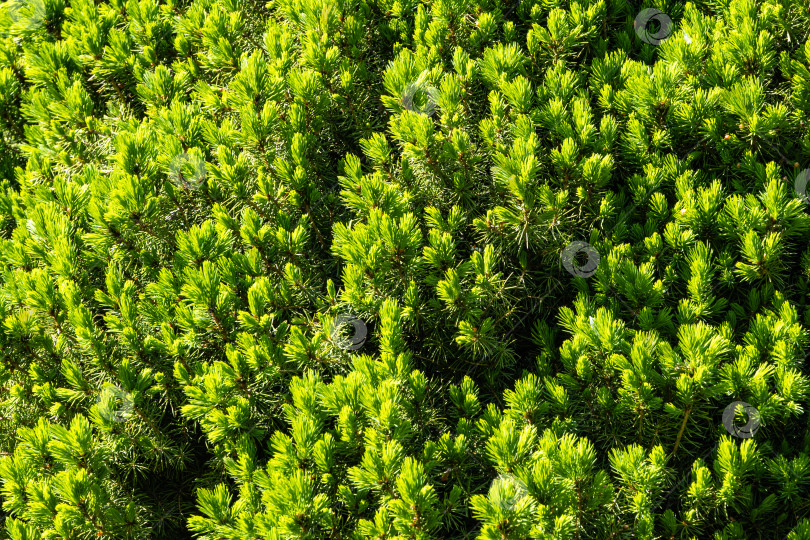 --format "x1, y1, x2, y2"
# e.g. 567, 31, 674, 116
1, 0, 810, 538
